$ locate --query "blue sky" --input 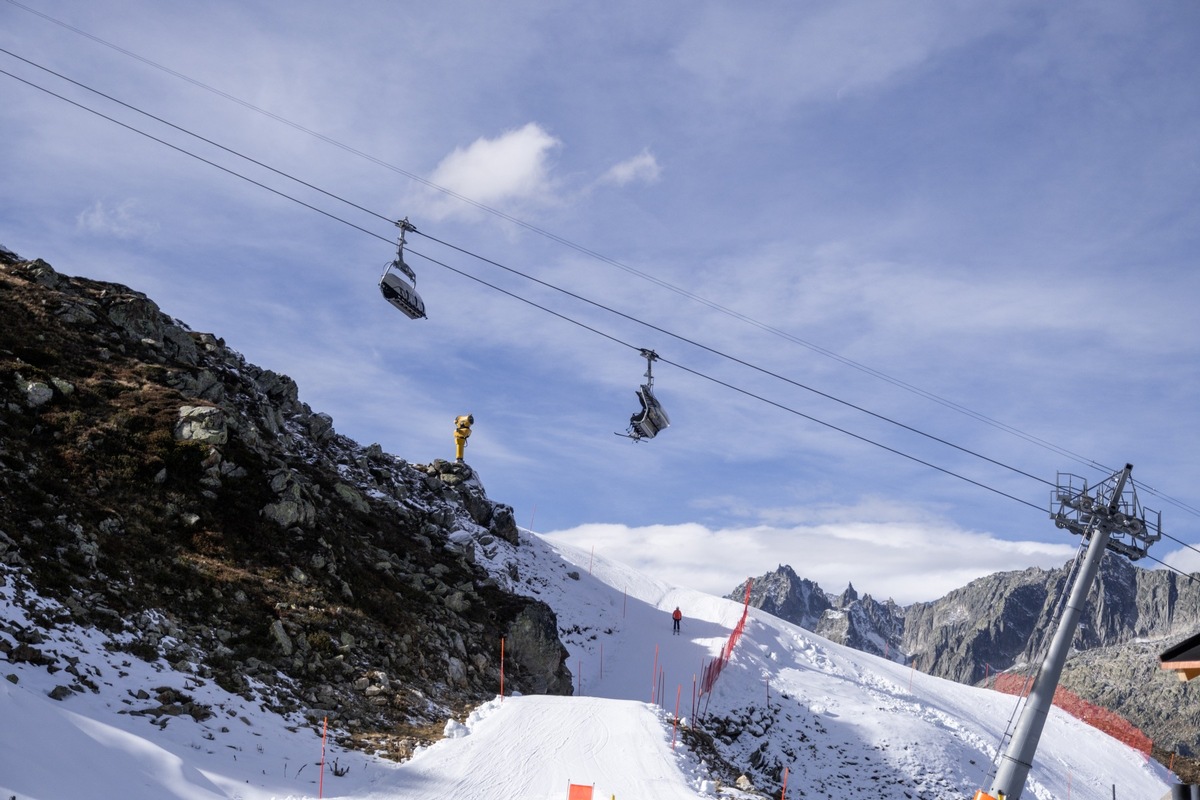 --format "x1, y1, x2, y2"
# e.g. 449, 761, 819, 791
2, 0, 1198, 603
